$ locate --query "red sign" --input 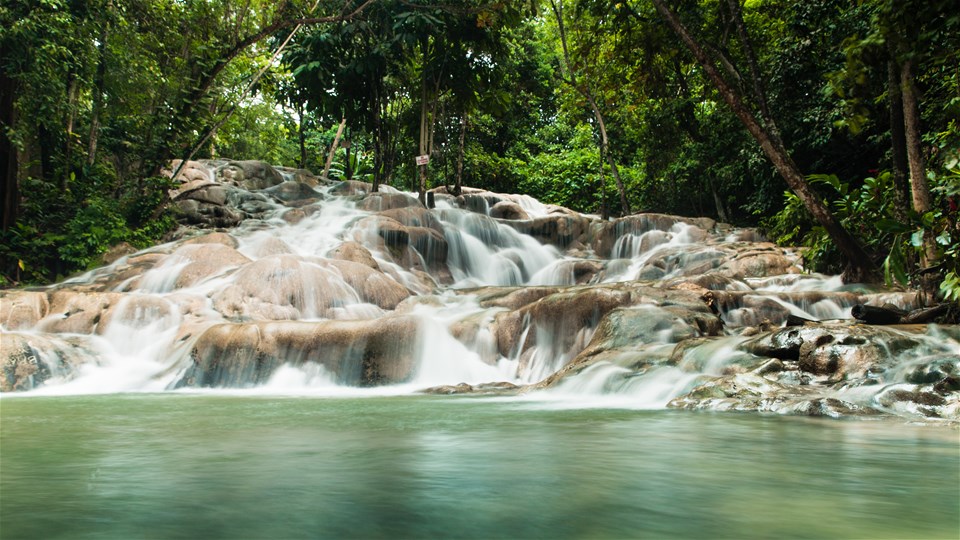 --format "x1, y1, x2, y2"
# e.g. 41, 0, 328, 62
415, 154, 430, 166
